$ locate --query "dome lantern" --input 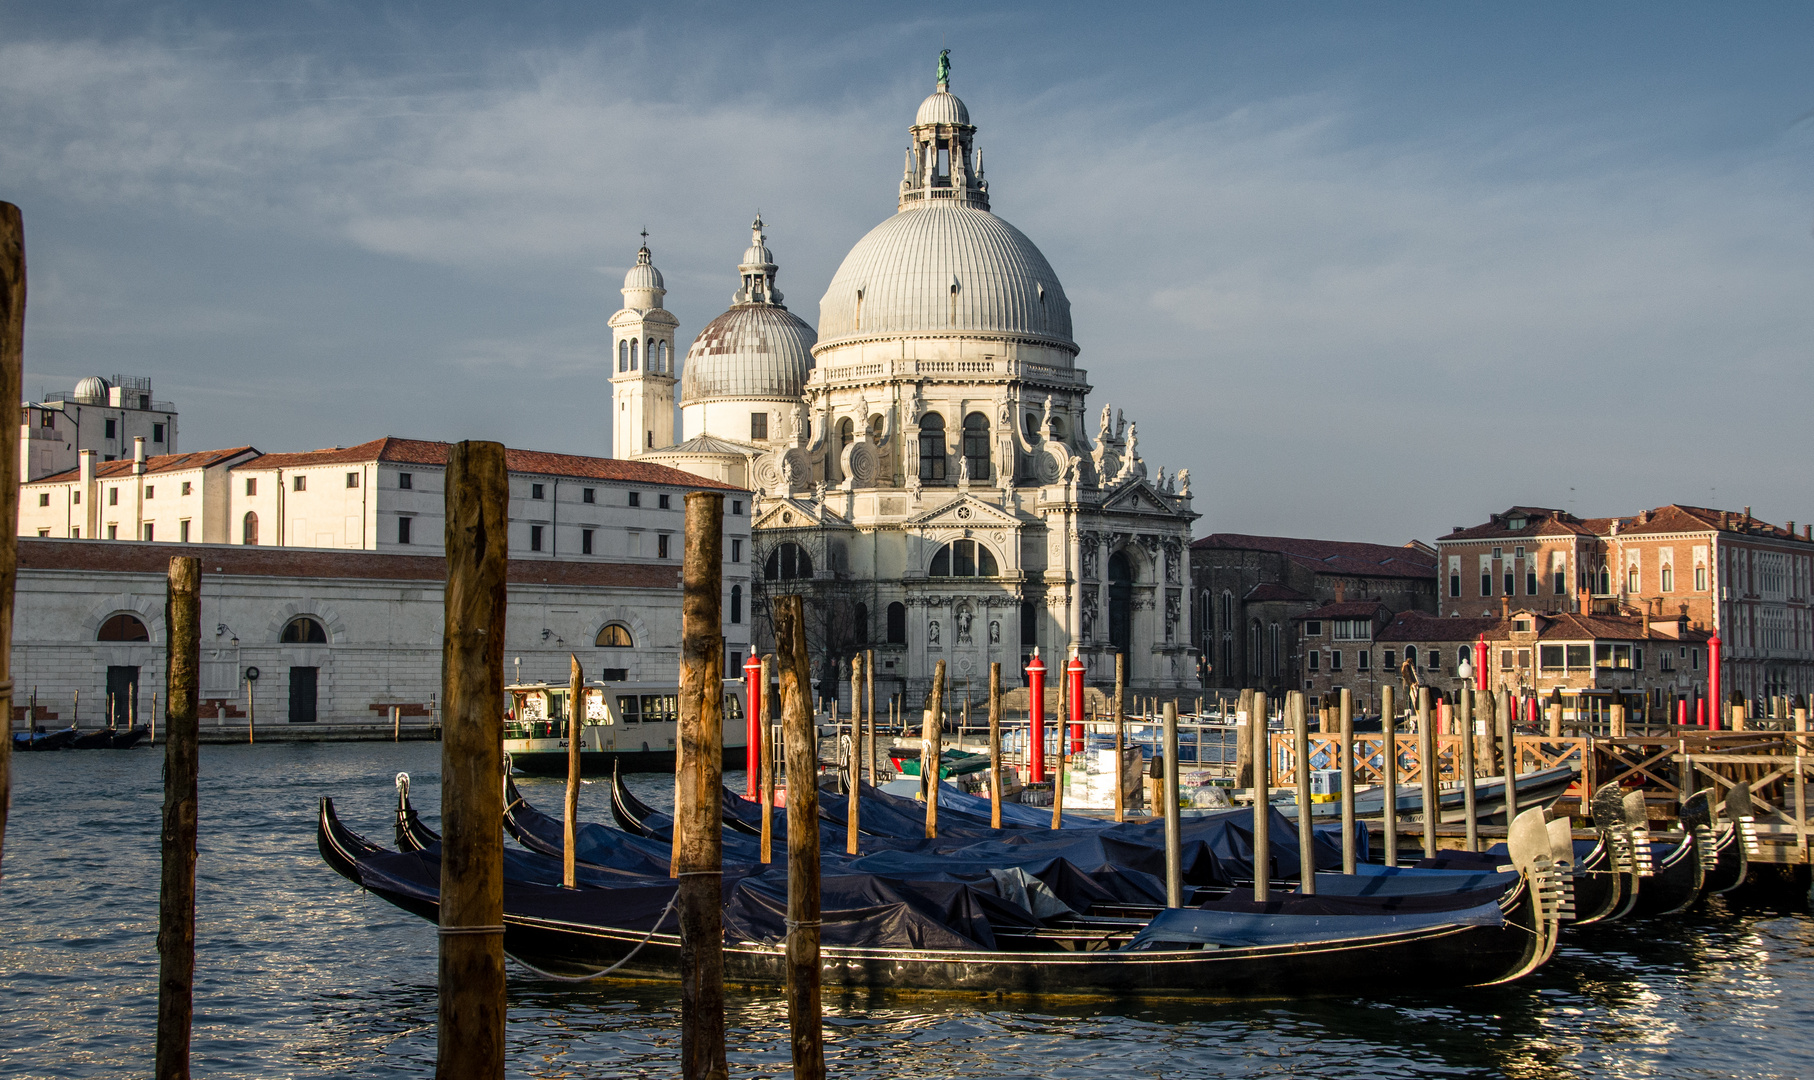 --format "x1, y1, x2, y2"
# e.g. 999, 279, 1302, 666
621, 233, 667, 311
900, 51, 988, 213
